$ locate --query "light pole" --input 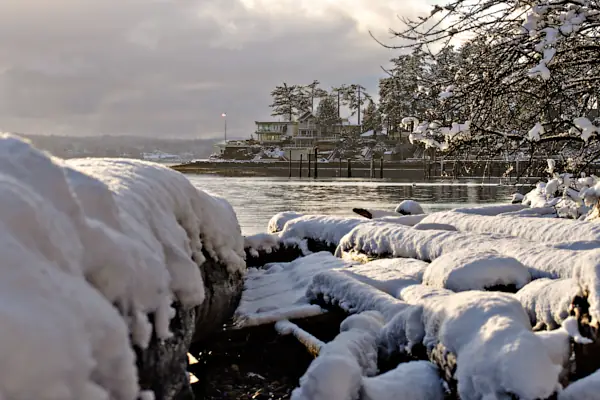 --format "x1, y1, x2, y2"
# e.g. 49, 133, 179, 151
221, 113, 227, 142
